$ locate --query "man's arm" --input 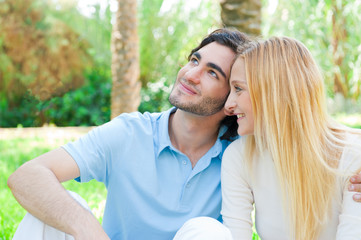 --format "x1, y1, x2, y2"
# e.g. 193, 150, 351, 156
7, 147, 110, 240
349, 173, 361, 202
